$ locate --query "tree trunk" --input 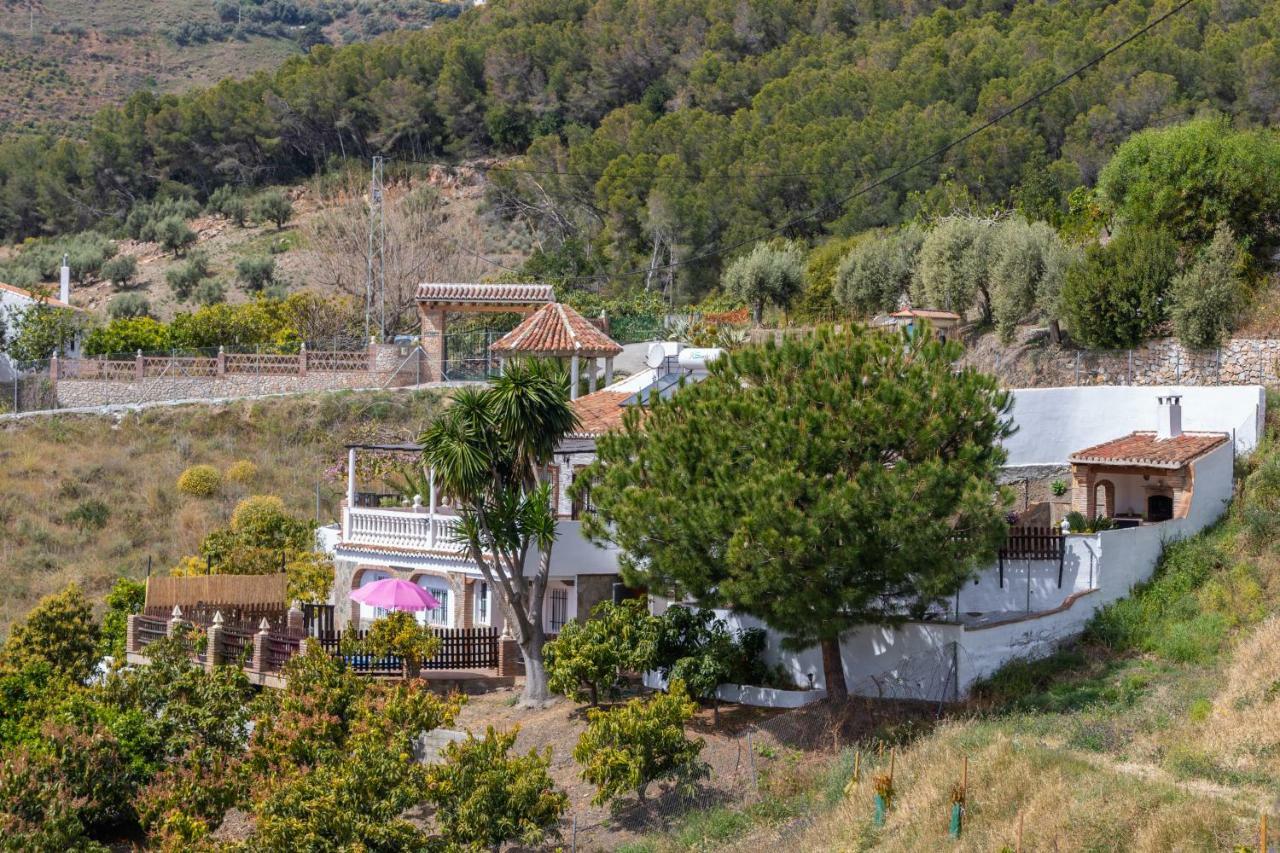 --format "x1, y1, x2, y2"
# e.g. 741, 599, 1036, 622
1048, 318, 1062, 345
520, 636, 552, 706
820, 636, 848, 701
